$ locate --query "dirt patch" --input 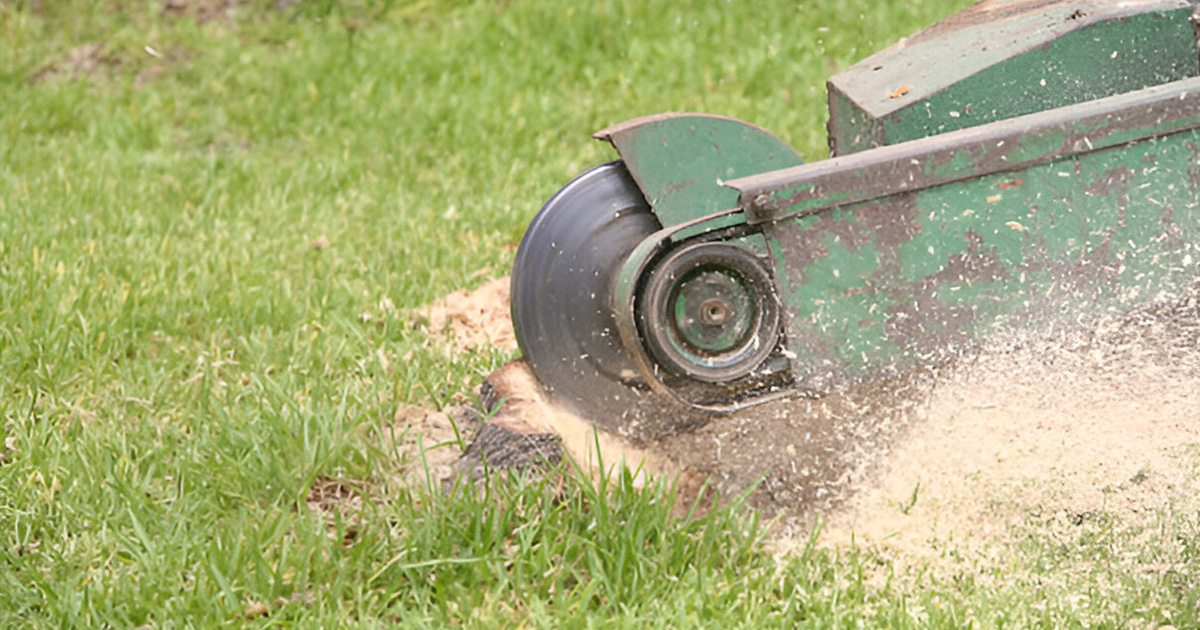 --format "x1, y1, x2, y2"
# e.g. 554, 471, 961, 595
382, 403, 472, 485
369, 278, 520, 494
160, 0, 237, 24
411, 276, 517, 357
28, 40, 187, 90
305, 474, 367, 546
30, 43, 117, 84
306, 406, 468, 541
